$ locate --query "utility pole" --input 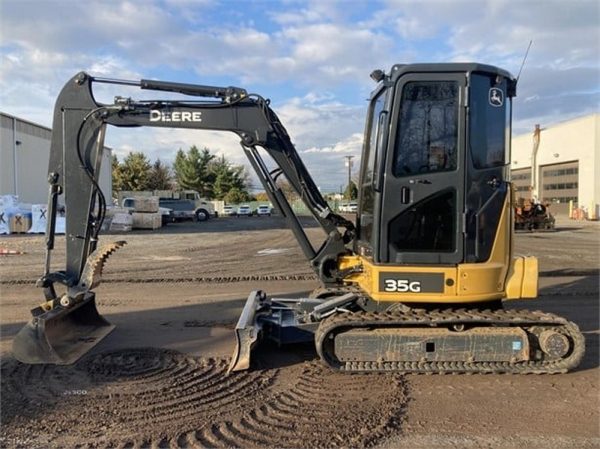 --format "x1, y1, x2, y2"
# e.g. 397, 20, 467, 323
344, 155, 354, 199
